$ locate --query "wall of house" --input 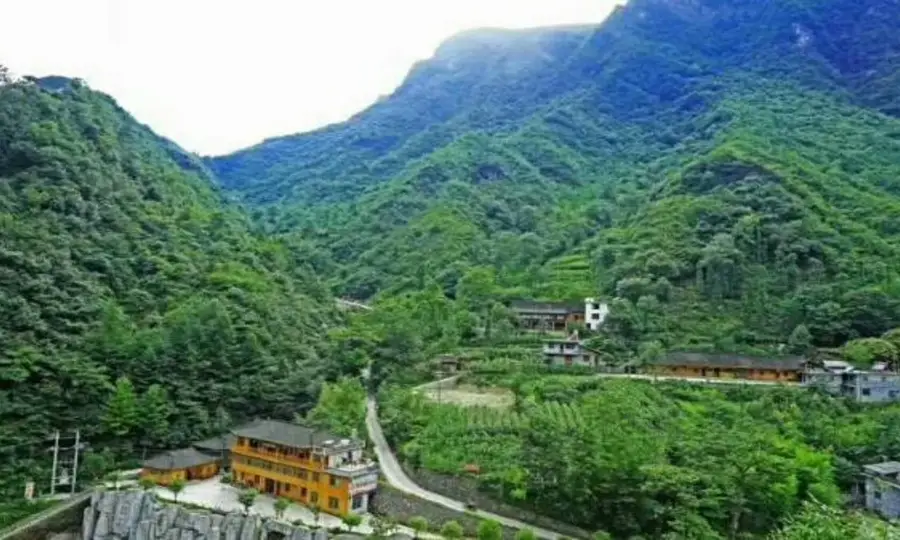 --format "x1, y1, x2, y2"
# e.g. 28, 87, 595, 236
650, 366, 801, 382
865, 477, 900, 518
231, 448, 354, 516
853, 375, 900, 403
186, 463, 219, 480
584, 299, 609, 331
140, 468, 186, 486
